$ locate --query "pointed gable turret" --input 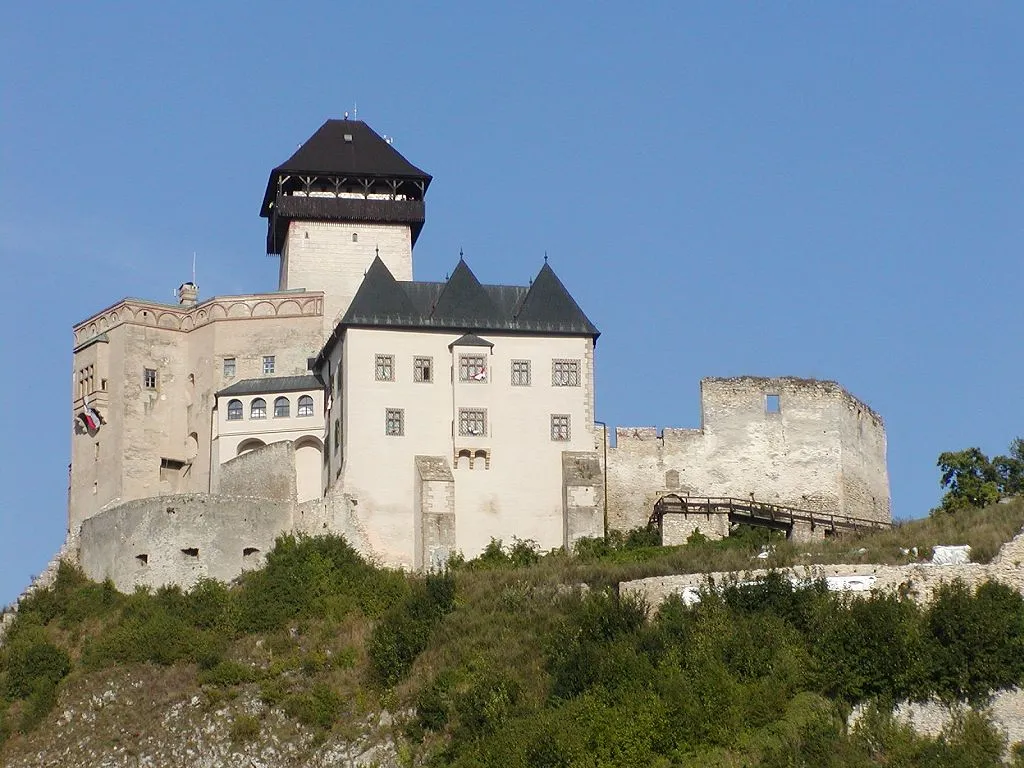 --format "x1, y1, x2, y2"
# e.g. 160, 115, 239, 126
342, 256, 419, 325
430, 259, 502, 326
516, 263, 599, 337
